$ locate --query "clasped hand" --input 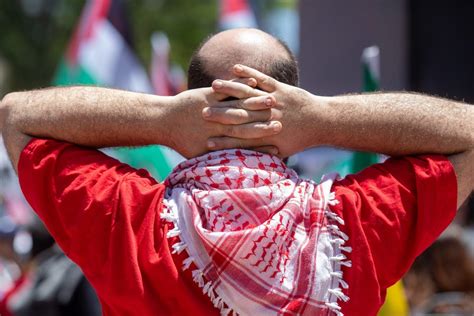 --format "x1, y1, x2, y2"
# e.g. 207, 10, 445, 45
169, 65, 316, 159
